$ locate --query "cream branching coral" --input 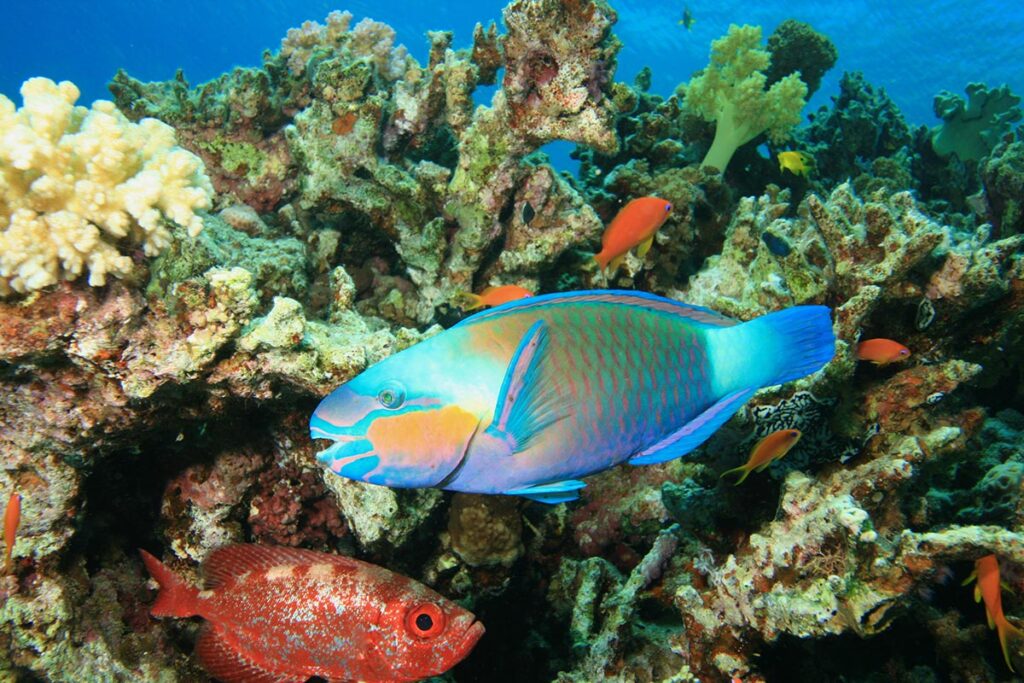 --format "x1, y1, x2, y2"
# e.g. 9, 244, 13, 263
684, 24, 808, 173
0, 78, 214, 295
